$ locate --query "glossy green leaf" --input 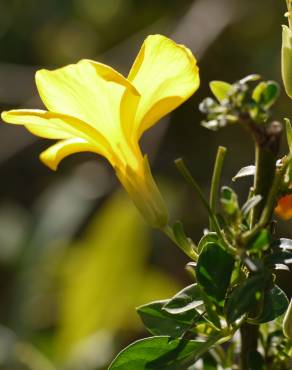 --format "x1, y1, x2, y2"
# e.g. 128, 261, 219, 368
261, 81, 280, 108
209, 81, 232, 102
220, 186, 238, 216
196, 243, 234, 303
172, 221, 197, 259
137, 300, 196, 337
198, 287, 222, 329
225, 273, 267, 323
232, 165, 255, 182
252, 81, 267, 103
252, 81, 280, 109
283, 299, 292, 339
198, 232, 219, 253
247, 229, 270, 252
163, 284, 203, 315
108, 336, 204, 370
239, 74, 261, 84
253, 285, 289, 323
